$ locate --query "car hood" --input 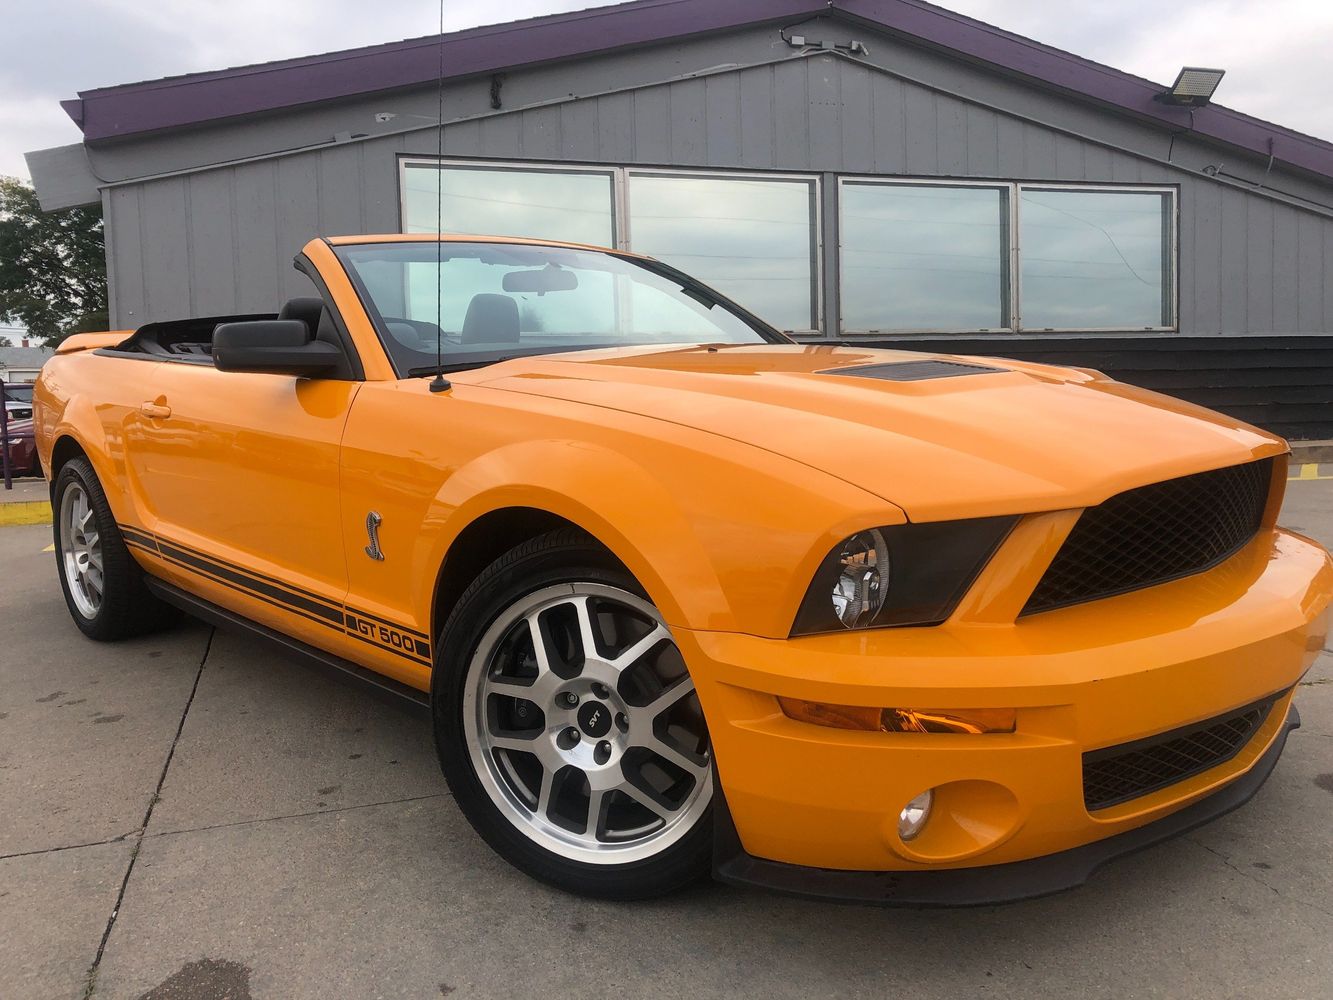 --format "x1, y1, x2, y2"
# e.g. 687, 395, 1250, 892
474, 344, 1285, 520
